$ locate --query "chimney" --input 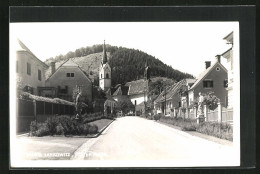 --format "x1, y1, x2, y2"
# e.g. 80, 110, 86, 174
51, 62, 56, 74
205, 61, 211, 69
216, 55, 221, 63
